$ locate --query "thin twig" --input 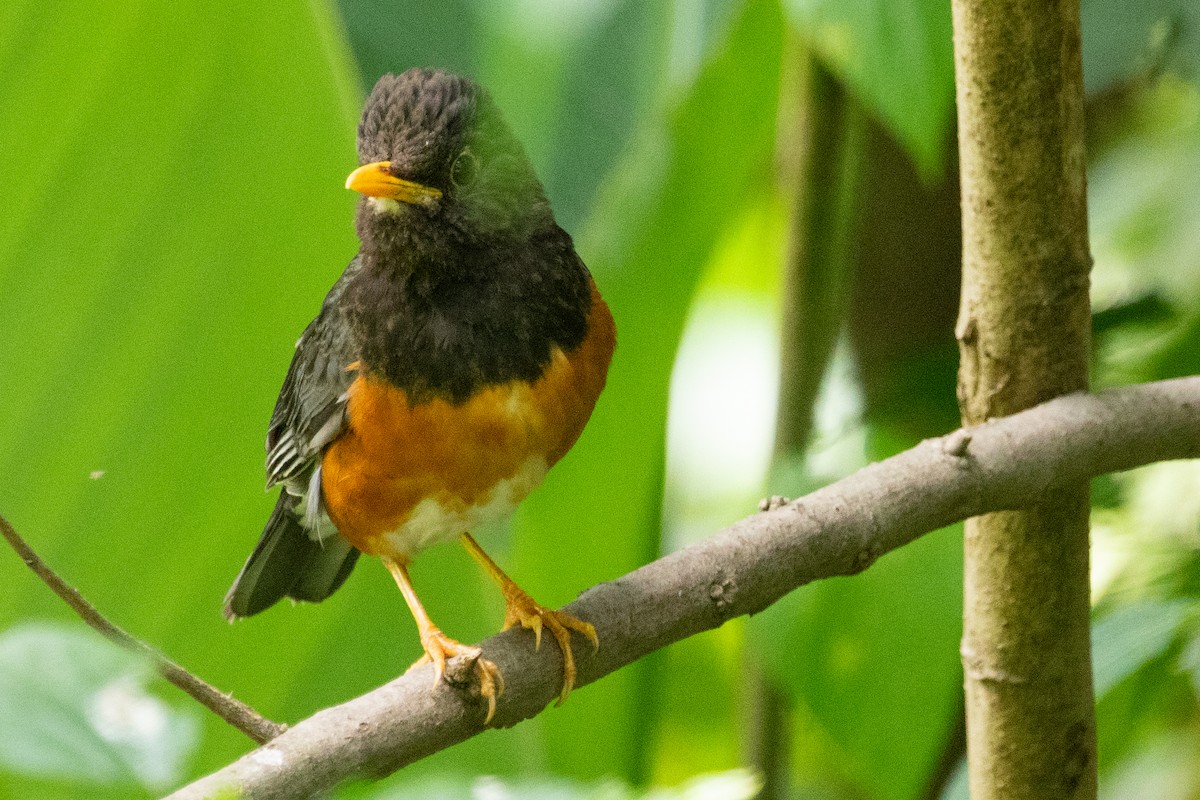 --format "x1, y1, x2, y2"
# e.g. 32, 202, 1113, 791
0, 512, 286, 744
